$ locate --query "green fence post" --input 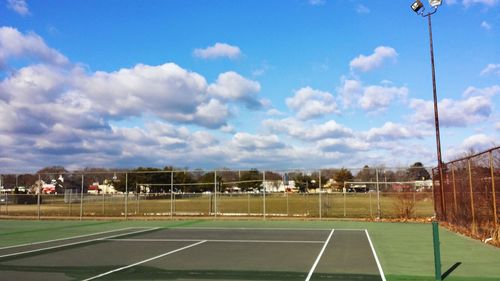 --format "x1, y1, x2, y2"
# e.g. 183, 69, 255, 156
432, 220, 442, 281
